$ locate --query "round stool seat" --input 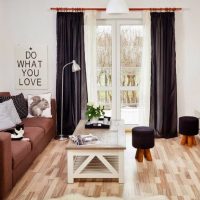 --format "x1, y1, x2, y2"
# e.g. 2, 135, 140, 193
132, 126, 154, 149
179, 116, 199, 136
